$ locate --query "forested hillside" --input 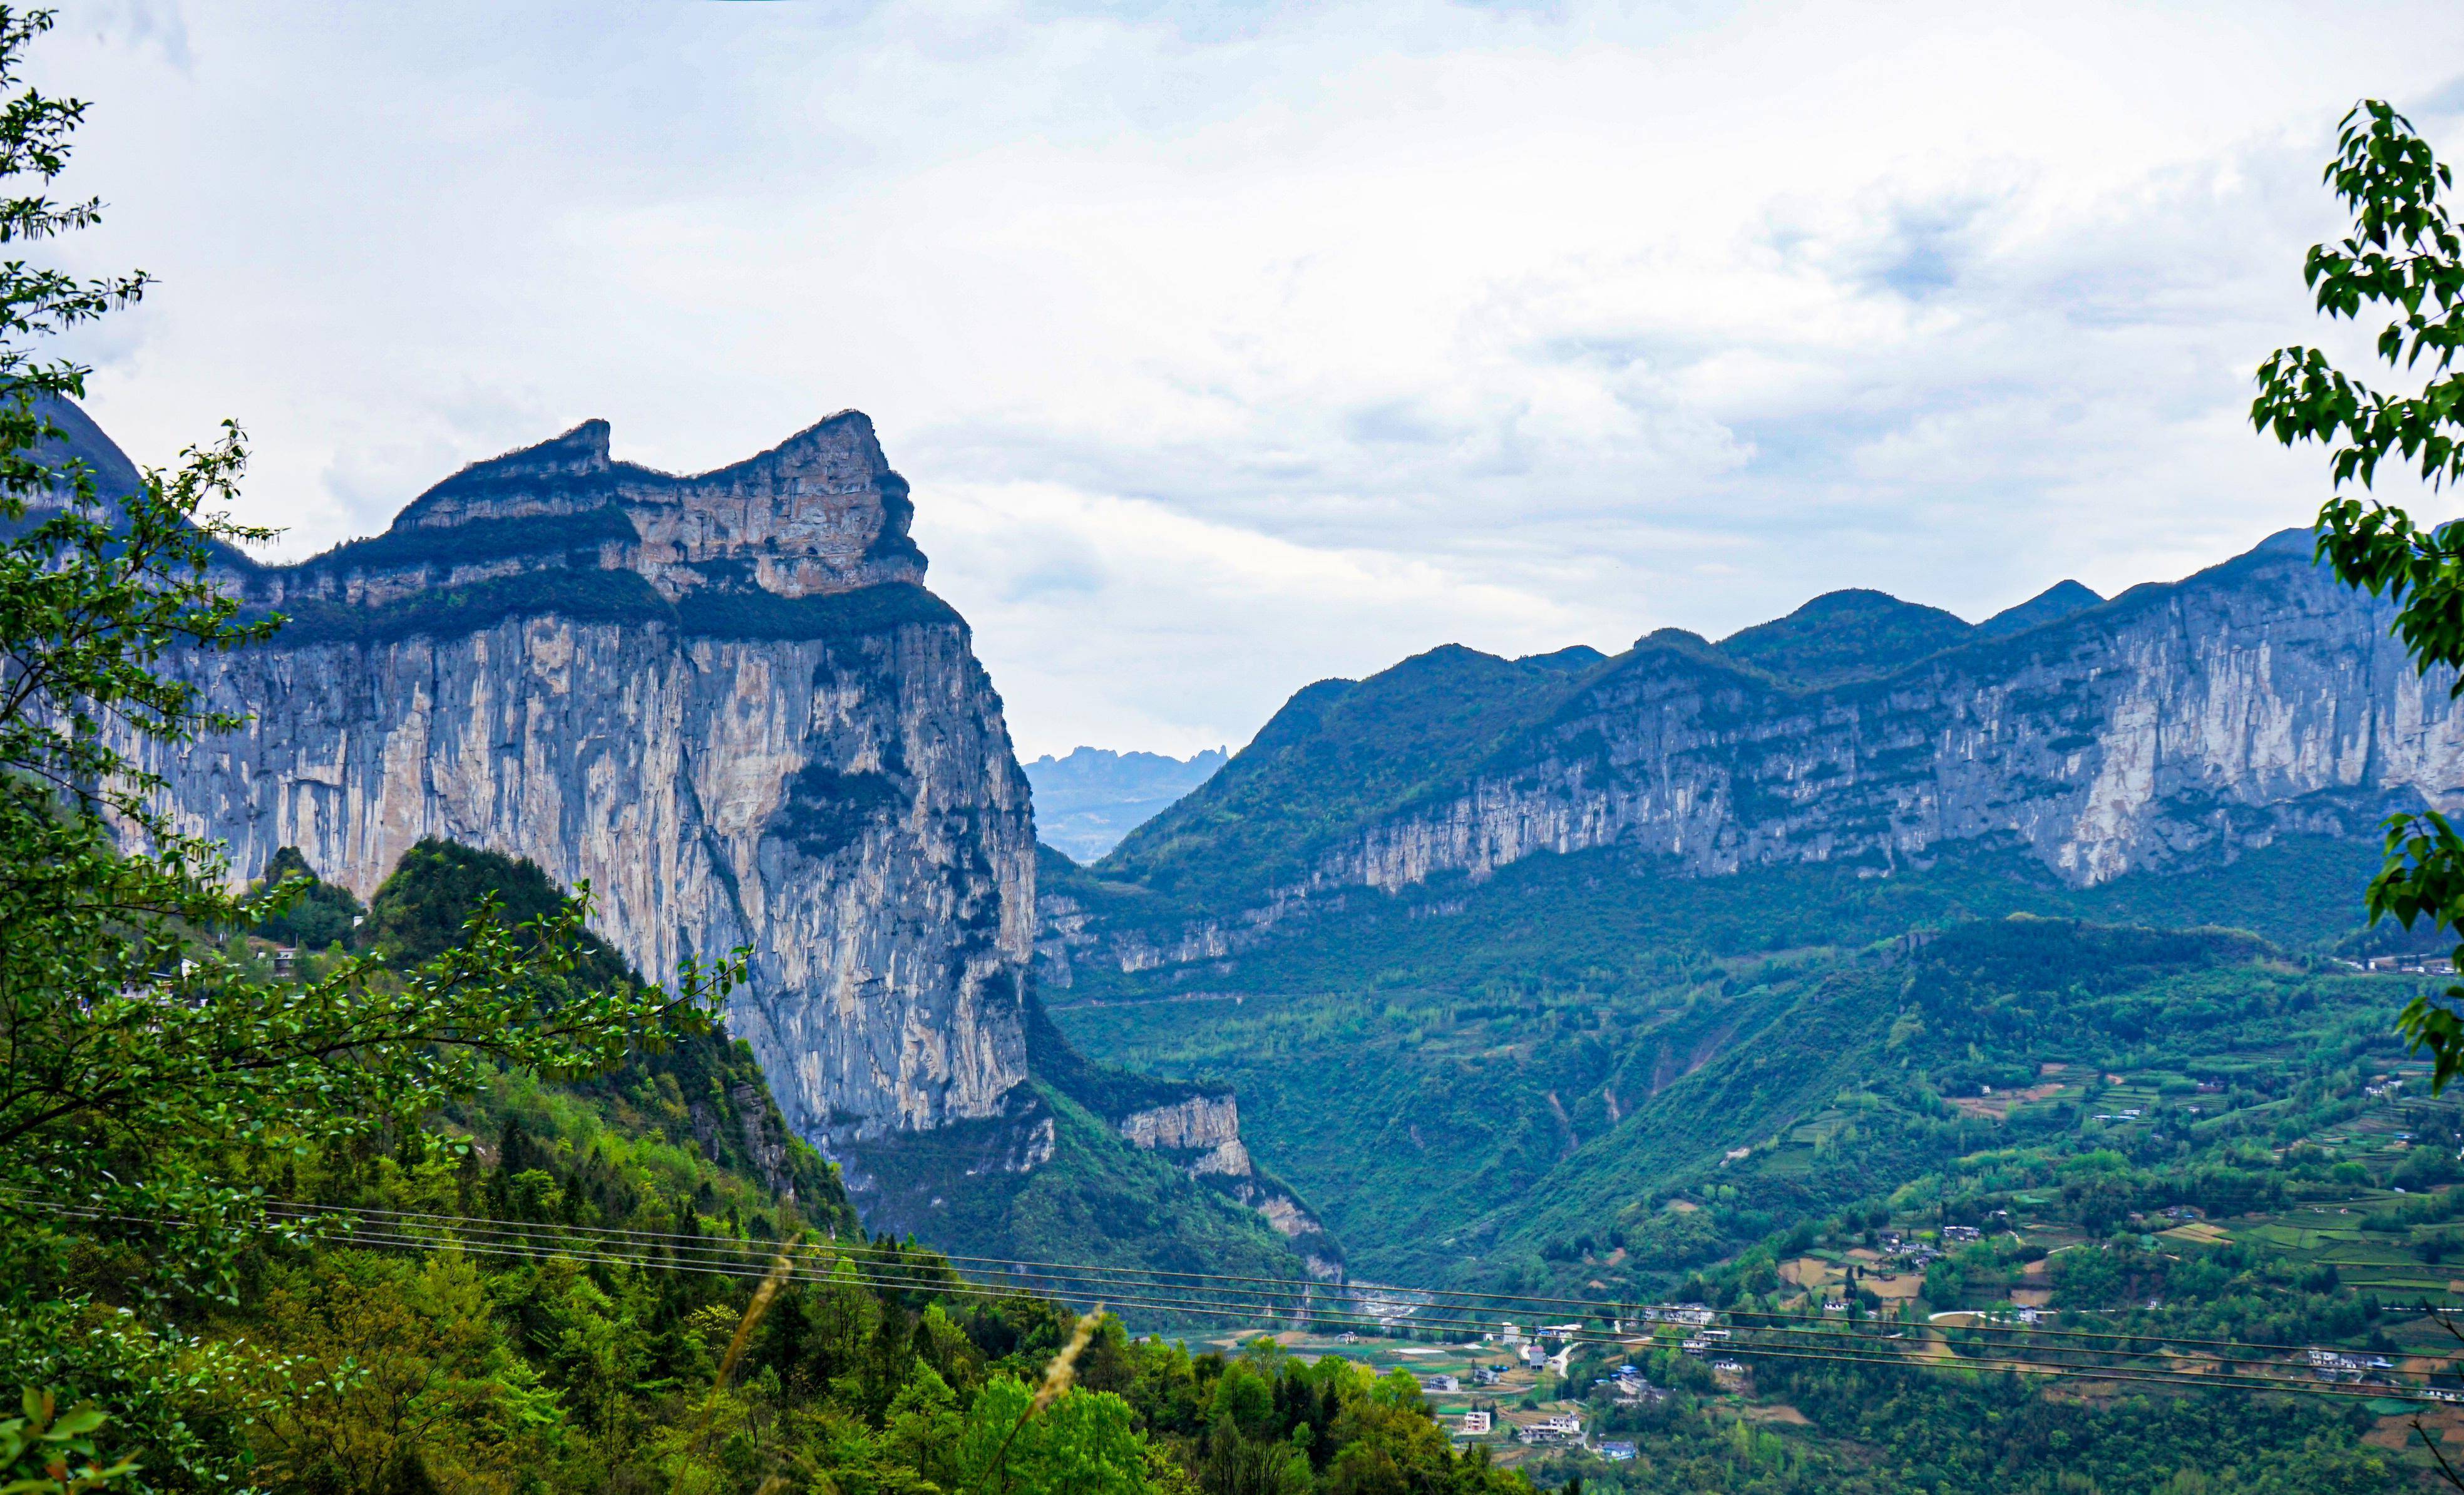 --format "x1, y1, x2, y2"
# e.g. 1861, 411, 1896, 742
1031, 547, 2464, 1487
1050, 840, 2400, 1281
1053, 856, 2464, 1488
27, 841, 1500, 1492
